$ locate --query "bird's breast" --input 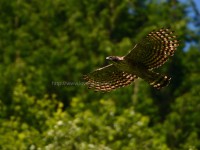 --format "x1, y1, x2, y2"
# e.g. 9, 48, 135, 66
115, 61, 140, 75
116, 63, 131, 72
